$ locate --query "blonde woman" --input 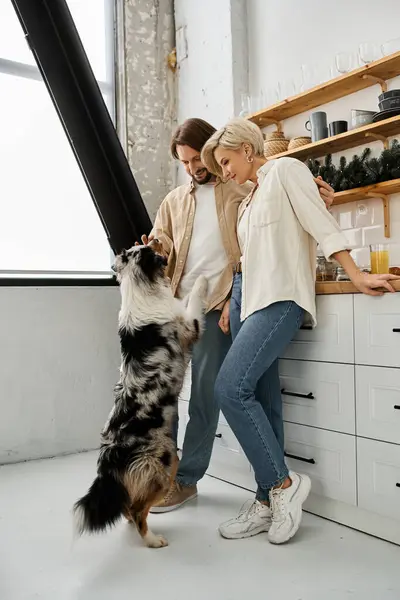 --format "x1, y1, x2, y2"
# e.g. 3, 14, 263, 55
201, 118, 399, 545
